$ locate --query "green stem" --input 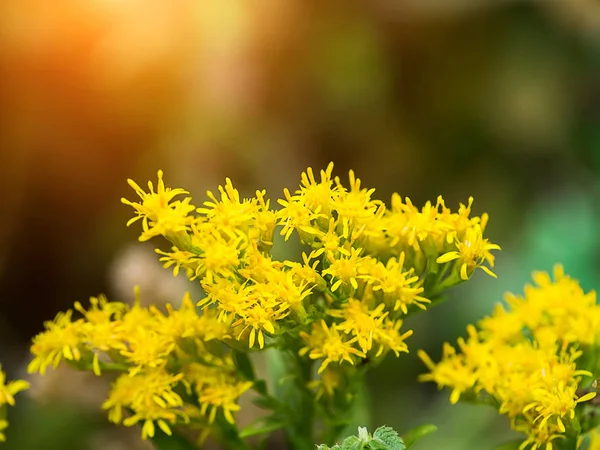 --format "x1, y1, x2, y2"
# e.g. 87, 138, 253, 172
321, 371, 370, 445
266, 346, 315, 450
